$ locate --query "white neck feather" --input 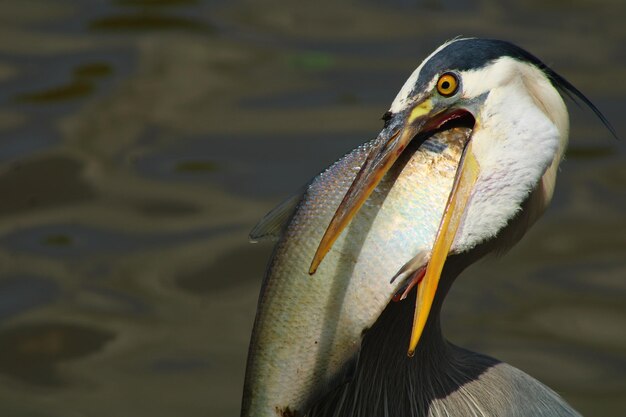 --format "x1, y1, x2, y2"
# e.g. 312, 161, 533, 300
453, 57, 569, 252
